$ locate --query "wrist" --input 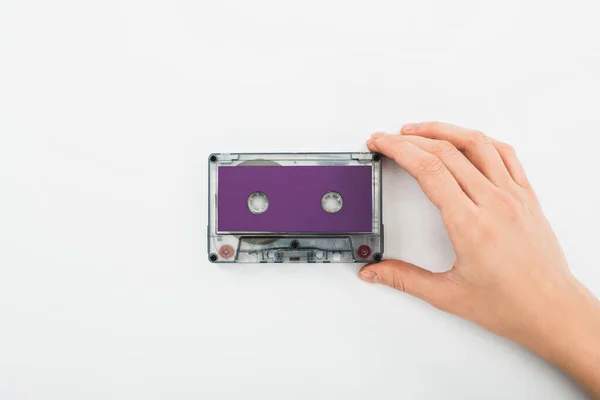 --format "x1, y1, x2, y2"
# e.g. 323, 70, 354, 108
518, 277, 600, 396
